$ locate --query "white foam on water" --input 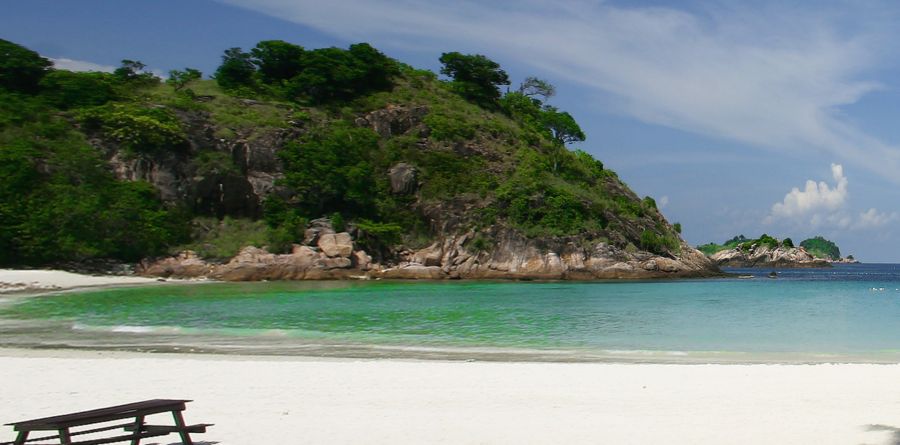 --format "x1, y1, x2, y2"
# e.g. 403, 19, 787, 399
71, 323, 183, 334
603, 349, 690, 356
111, 325, 156, 333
